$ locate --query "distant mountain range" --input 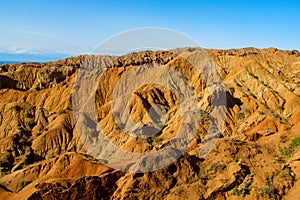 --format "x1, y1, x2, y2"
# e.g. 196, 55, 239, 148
0, 52, 72, 63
